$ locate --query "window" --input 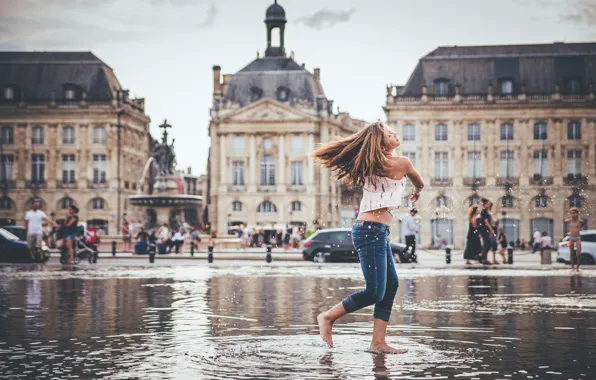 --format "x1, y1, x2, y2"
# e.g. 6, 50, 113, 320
291, 201, 302, 211
402, 124, 415, 141
431, 218, 454, 246
93, 127, 106, 144
232, 201, 243, 211
469, 195, 481, 207
290, 161, 304, 186
531, 218, 553, 241
501, 196, 514, 208
290, 136, 304, 153
0, 155, 14, 181
231, 136, 245, 154
277, 86, 290, 102
61, 197, 74, 209
257, 201, 277, 213
1, 126, 13, 144
467, 151, 481, 178
567, 150, 582, 175
565, 77, 582, 94
533, 150, 548, 177
533, 122, 547, 140
500, 79, 514, 95
232, 161, 245, 186
499, 151, 514, 178
467, 123, 480, 141
434, 152, 448, 180
569, 195, 582, 208
535, 195, 548, 208
567, 122, 581, 140
4, 87, 14, 100
501, 218, 520, 243
62, 154, 76, 184
500, 123, 514, 140
0, 197, 11, 210
263, 138, 273, 151
65, 88, 76, 100
260, 155, 275, 185
436, 195, 448, 208
435, 79, 449, 96
93, 154, 107, 184
63, 126, 75, 144
250, 86, 263, 101
31, 154, 45, 183
403, 152, 416, 167
92, 198, 105, 209
32, 126, 44, 144
435, 124, 448, 141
